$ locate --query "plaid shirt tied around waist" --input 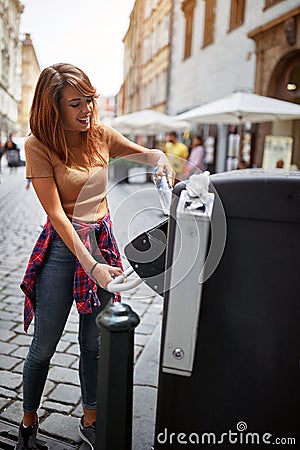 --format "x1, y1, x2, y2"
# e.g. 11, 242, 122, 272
20, 213, 123, 332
